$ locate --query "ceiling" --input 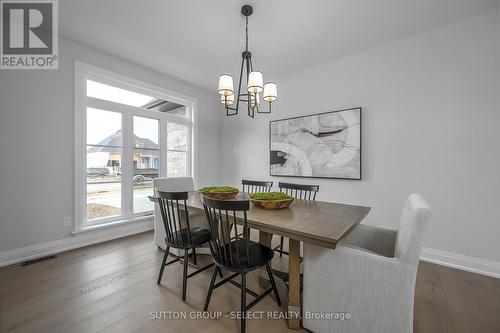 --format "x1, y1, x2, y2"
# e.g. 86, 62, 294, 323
60, 0, 499, 92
